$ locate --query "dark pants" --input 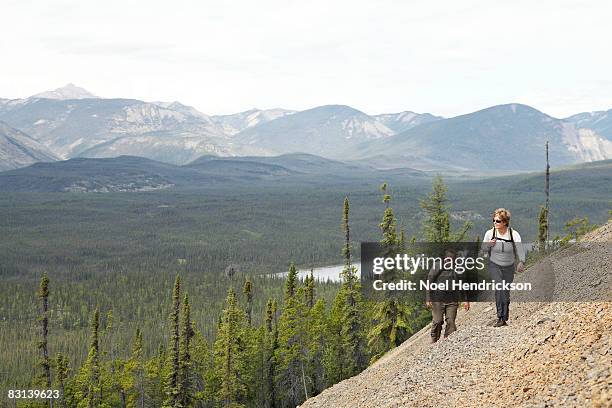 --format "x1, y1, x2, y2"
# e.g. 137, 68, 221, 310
431, 302, 458, 342
489, 261, 514, 322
